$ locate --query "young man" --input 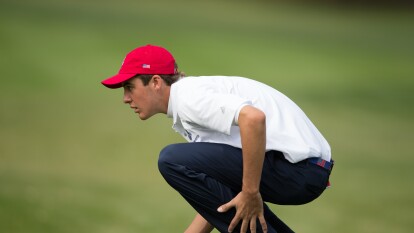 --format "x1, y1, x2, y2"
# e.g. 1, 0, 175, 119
101, 44, 333, 233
